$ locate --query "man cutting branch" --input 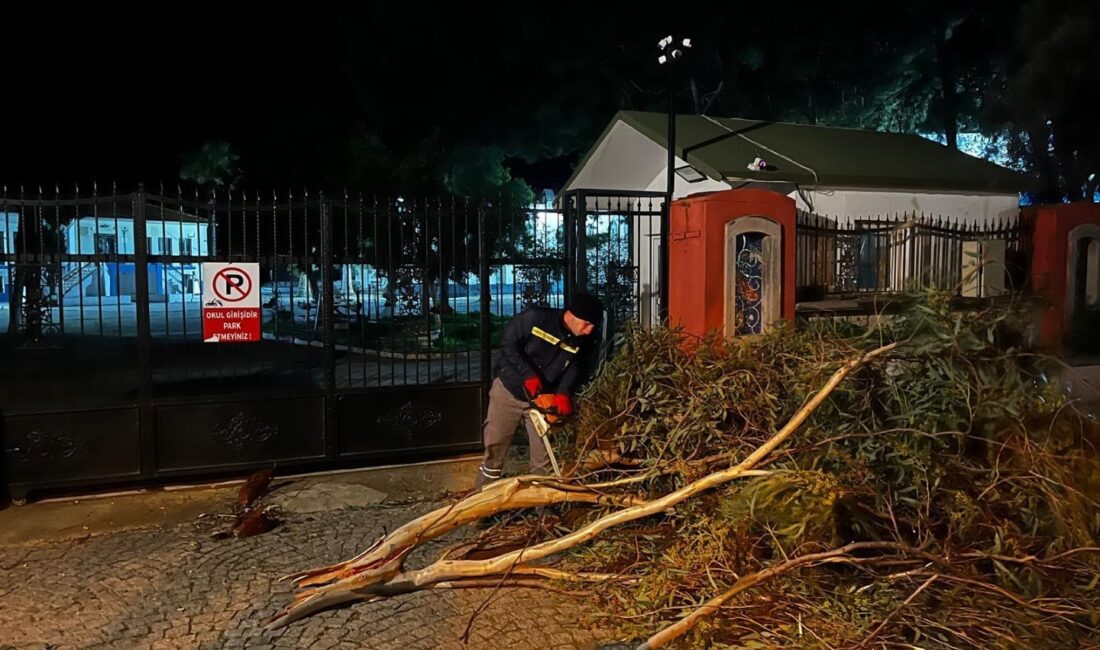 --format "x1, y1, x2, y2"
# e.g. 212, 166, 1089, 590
473, 292, 604, 488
